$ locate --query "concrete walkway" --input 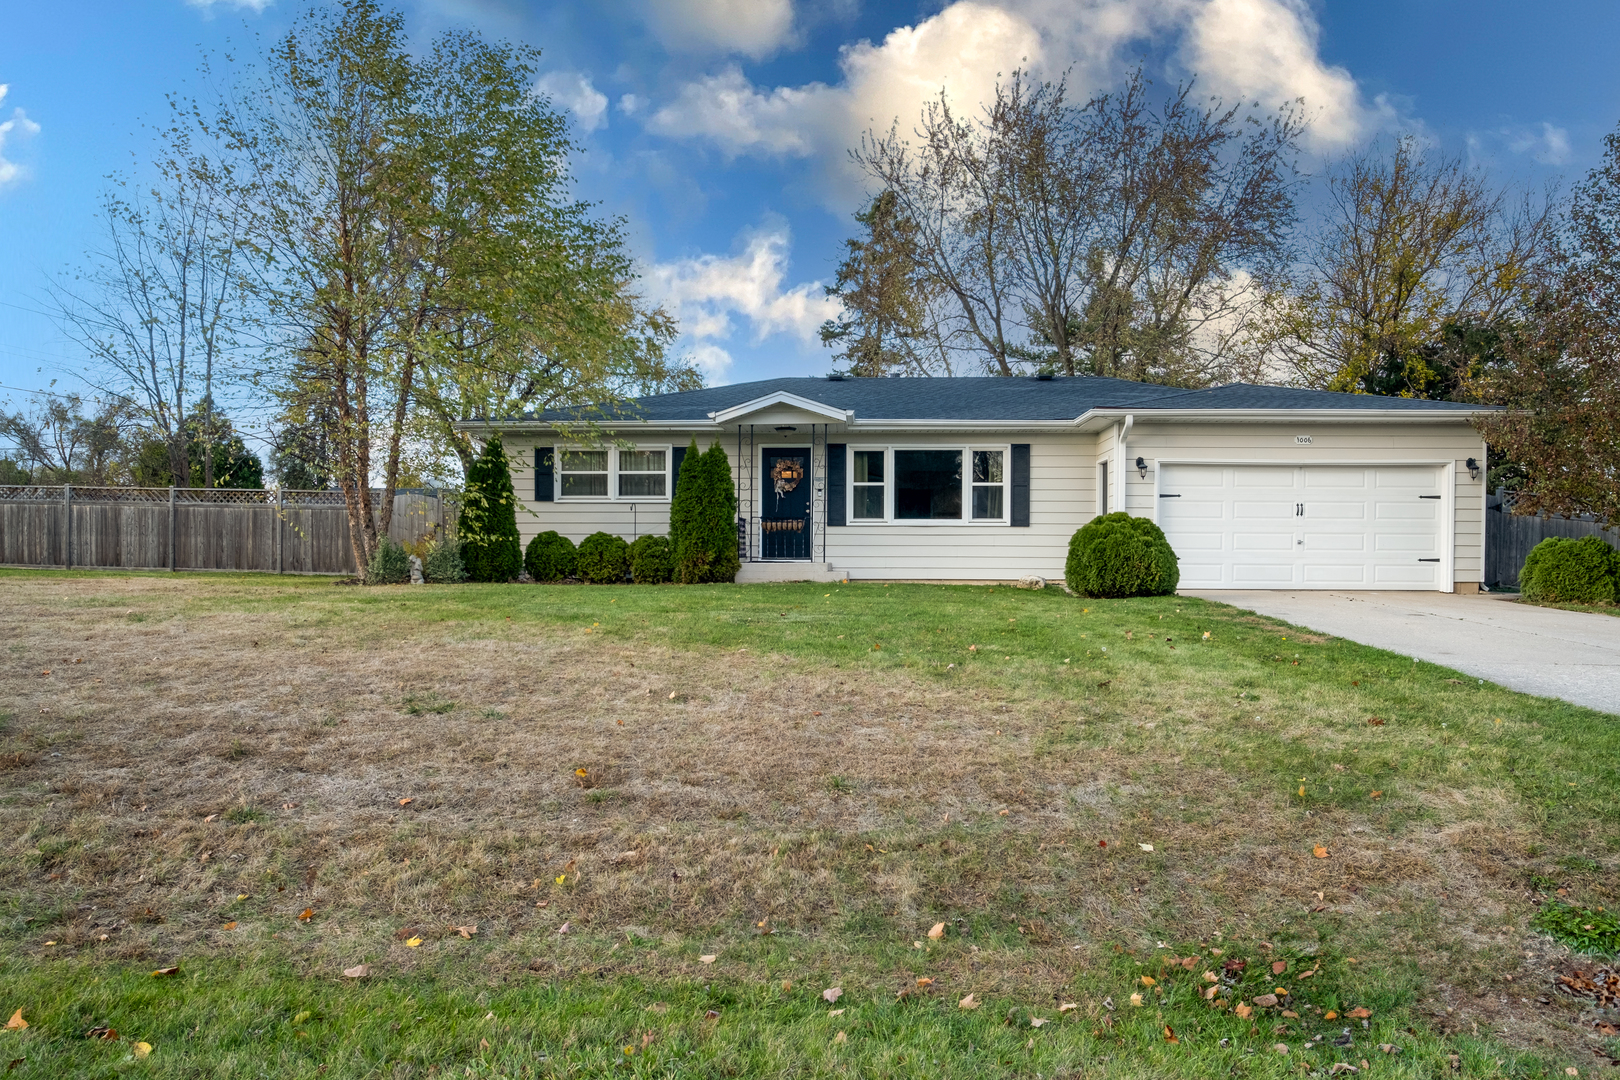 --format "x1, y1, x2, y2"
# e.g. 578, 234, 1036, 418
1183, 590, 1620, 715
